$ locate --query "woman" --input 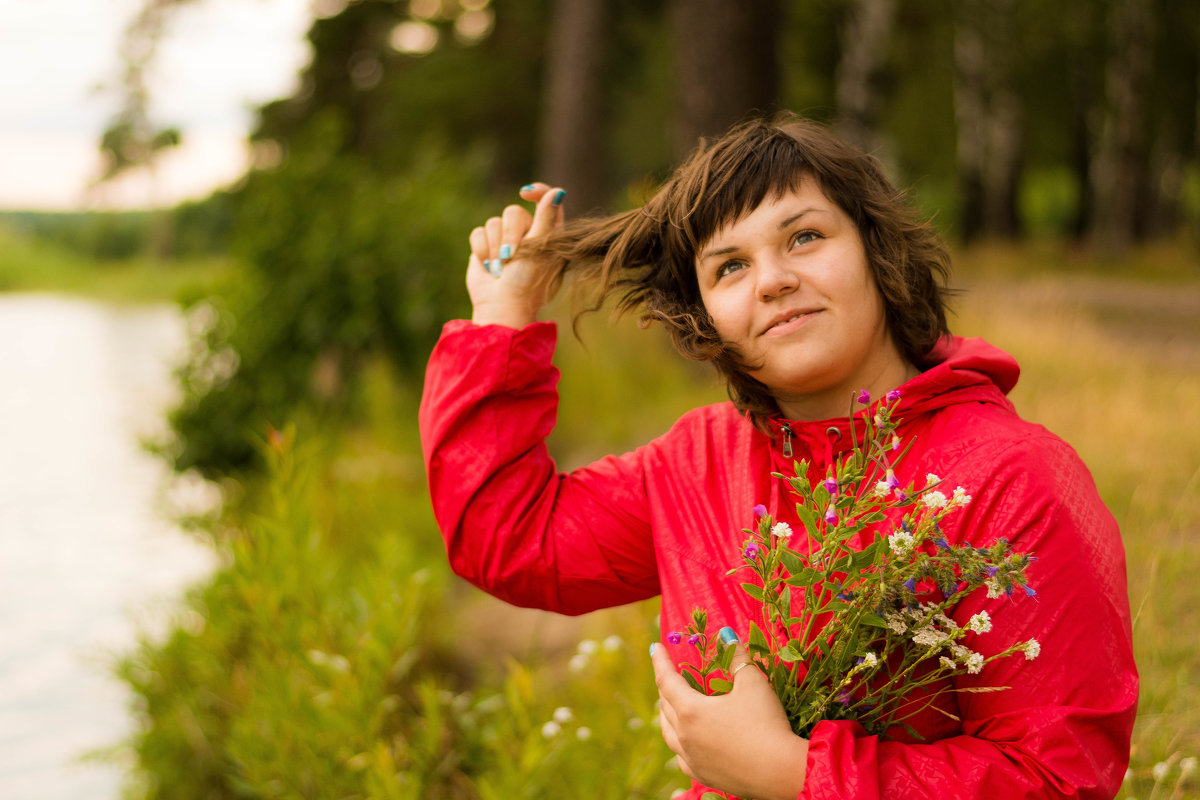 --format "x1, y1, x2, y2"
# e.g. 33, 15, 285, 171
419, 115, 1137, 799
